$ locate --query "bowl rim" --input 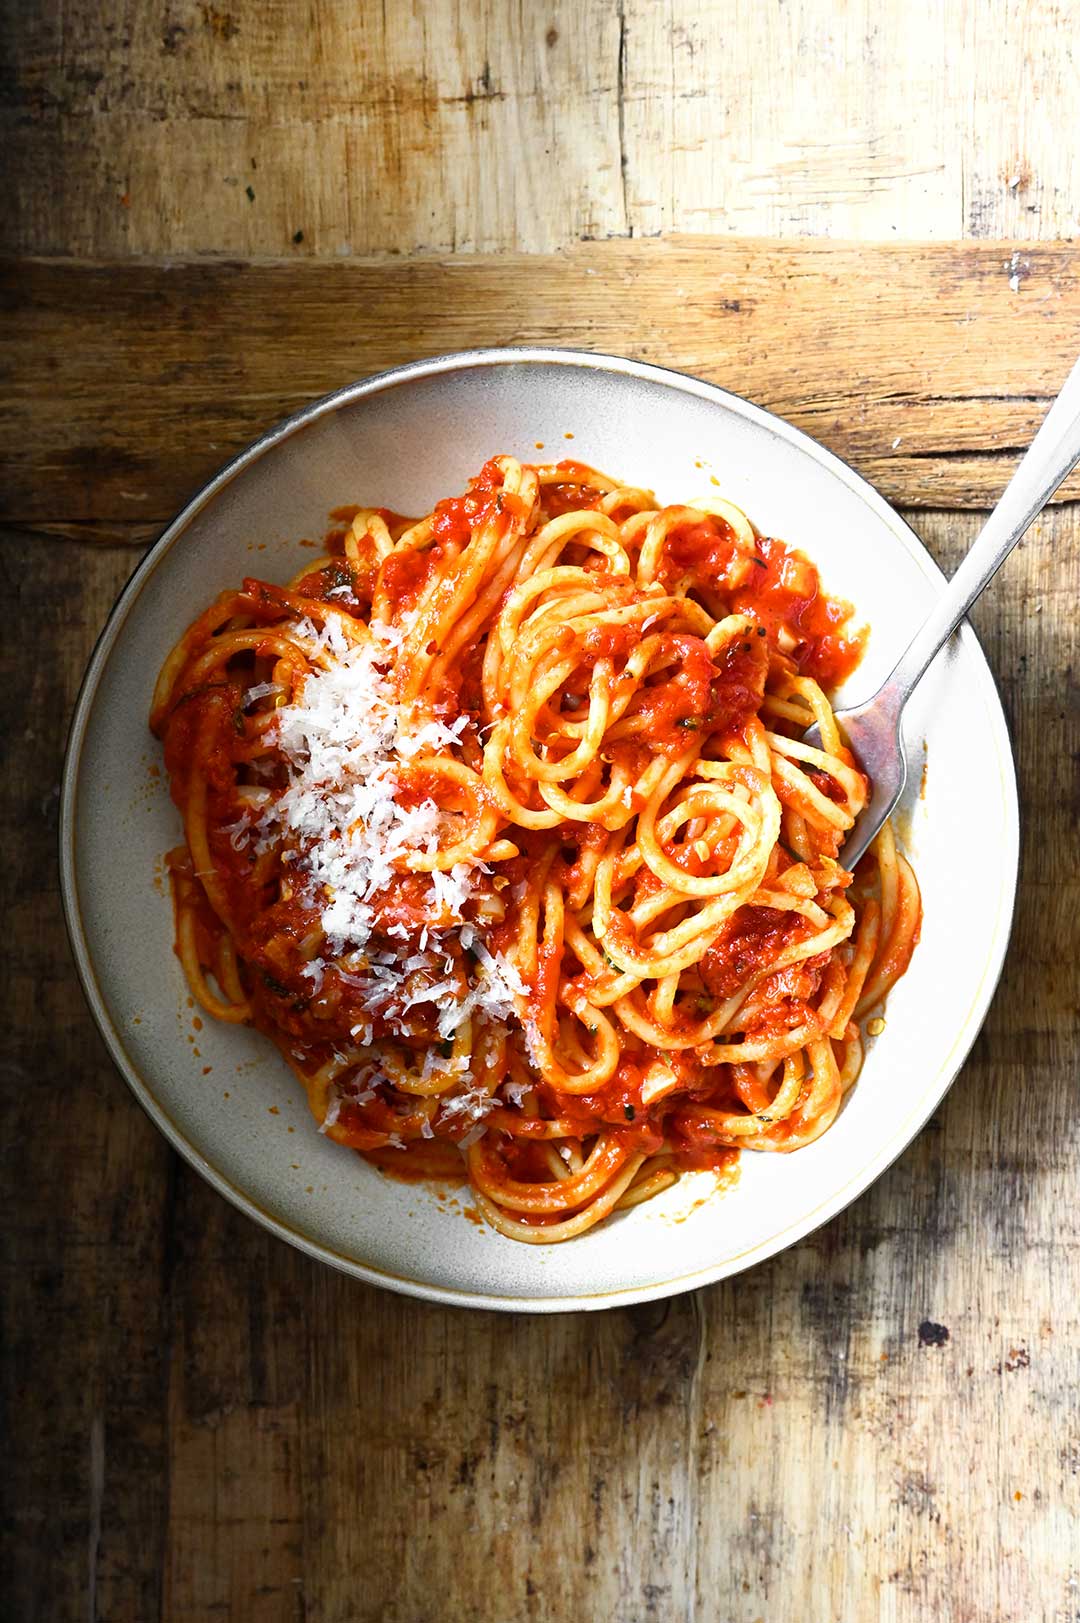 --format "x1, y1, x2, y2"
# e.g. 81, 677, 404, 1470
59, 345, 1020, 1312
